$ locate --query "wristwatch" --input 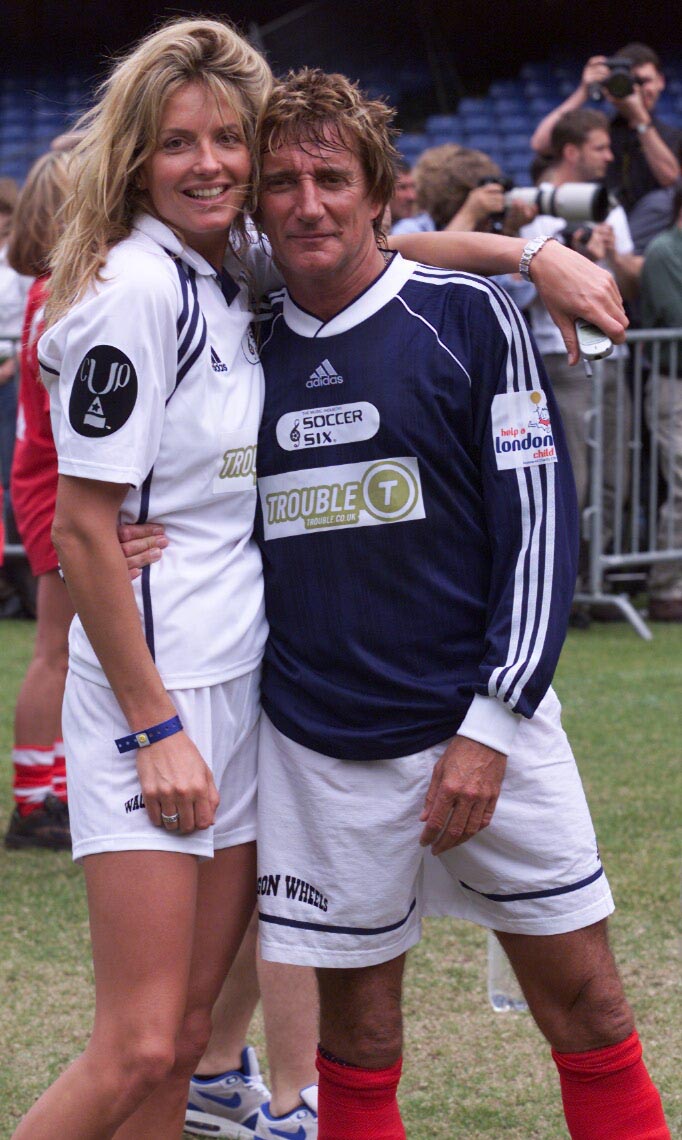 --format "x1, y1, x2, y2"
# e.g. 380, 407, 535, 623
519, 235, 556, 281
636, 121, 652, 136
